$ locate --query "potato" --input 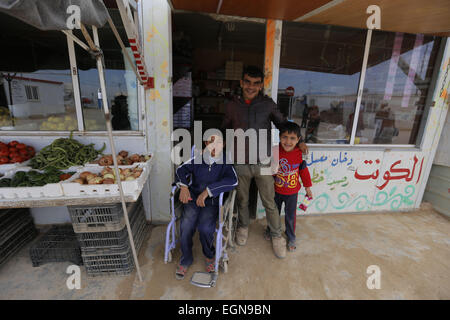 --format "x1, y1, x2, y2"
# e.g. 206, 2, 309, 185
119, 151, 128, 158
80, 171, 93, 180
73, 178, 85, 185
130, 154, 140, 163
